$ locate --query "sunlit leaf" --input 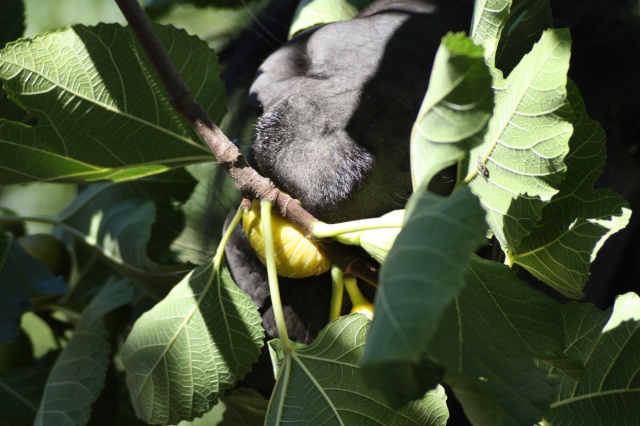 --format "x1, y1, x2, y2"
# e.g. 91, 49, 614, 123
508, 82, 631, 298
122, 264, 264, 425
470, 0, 511, 61
465, 28, 572, 251
0, 23, 224, 184
34, 279, 134, 426
145, 0, 262, 18
411, 32, 493, 192
546, 293, 640, 425
289, 0, 372, 39
267, 314, 449, 426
